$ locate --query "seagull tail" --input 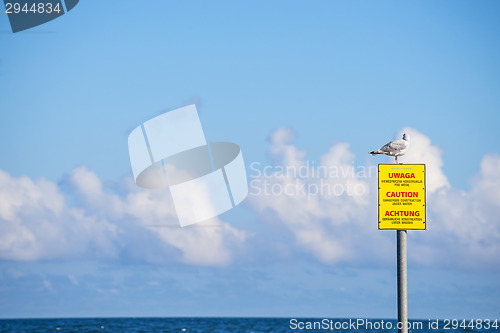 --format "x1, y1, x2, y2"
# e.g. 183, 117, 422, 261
369, 150, 381, 155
